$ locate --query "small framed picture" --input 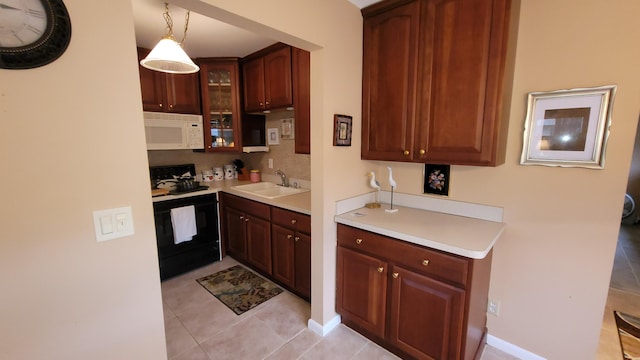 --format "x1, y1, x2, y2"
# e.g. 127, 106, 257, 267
424, 164, 450, 196
281, 118, 295, 140
521, 85, 616, 169
267, 128, 280, 145
333, 114, 352, 146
